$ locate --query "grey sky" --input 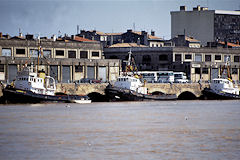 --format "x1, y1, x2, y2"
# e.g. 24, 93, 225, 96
0, 0, 239, 39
